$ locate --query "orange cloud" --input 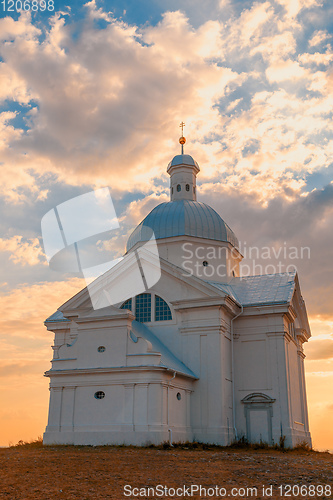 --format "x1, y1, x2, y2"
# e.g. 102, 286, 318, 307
0, 4, 330, 205
0, 278, 85, 342
0, 236, 46, 266
0, 278, 86, 445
